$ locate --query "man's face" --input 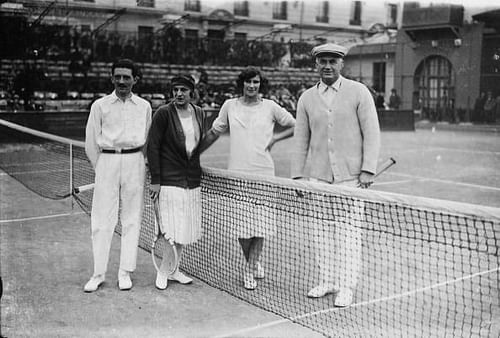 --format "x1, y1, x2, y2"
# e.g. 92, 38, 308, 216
316, 55, 343, 85
111, 67, 137, 99
172, 85, 192, 106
